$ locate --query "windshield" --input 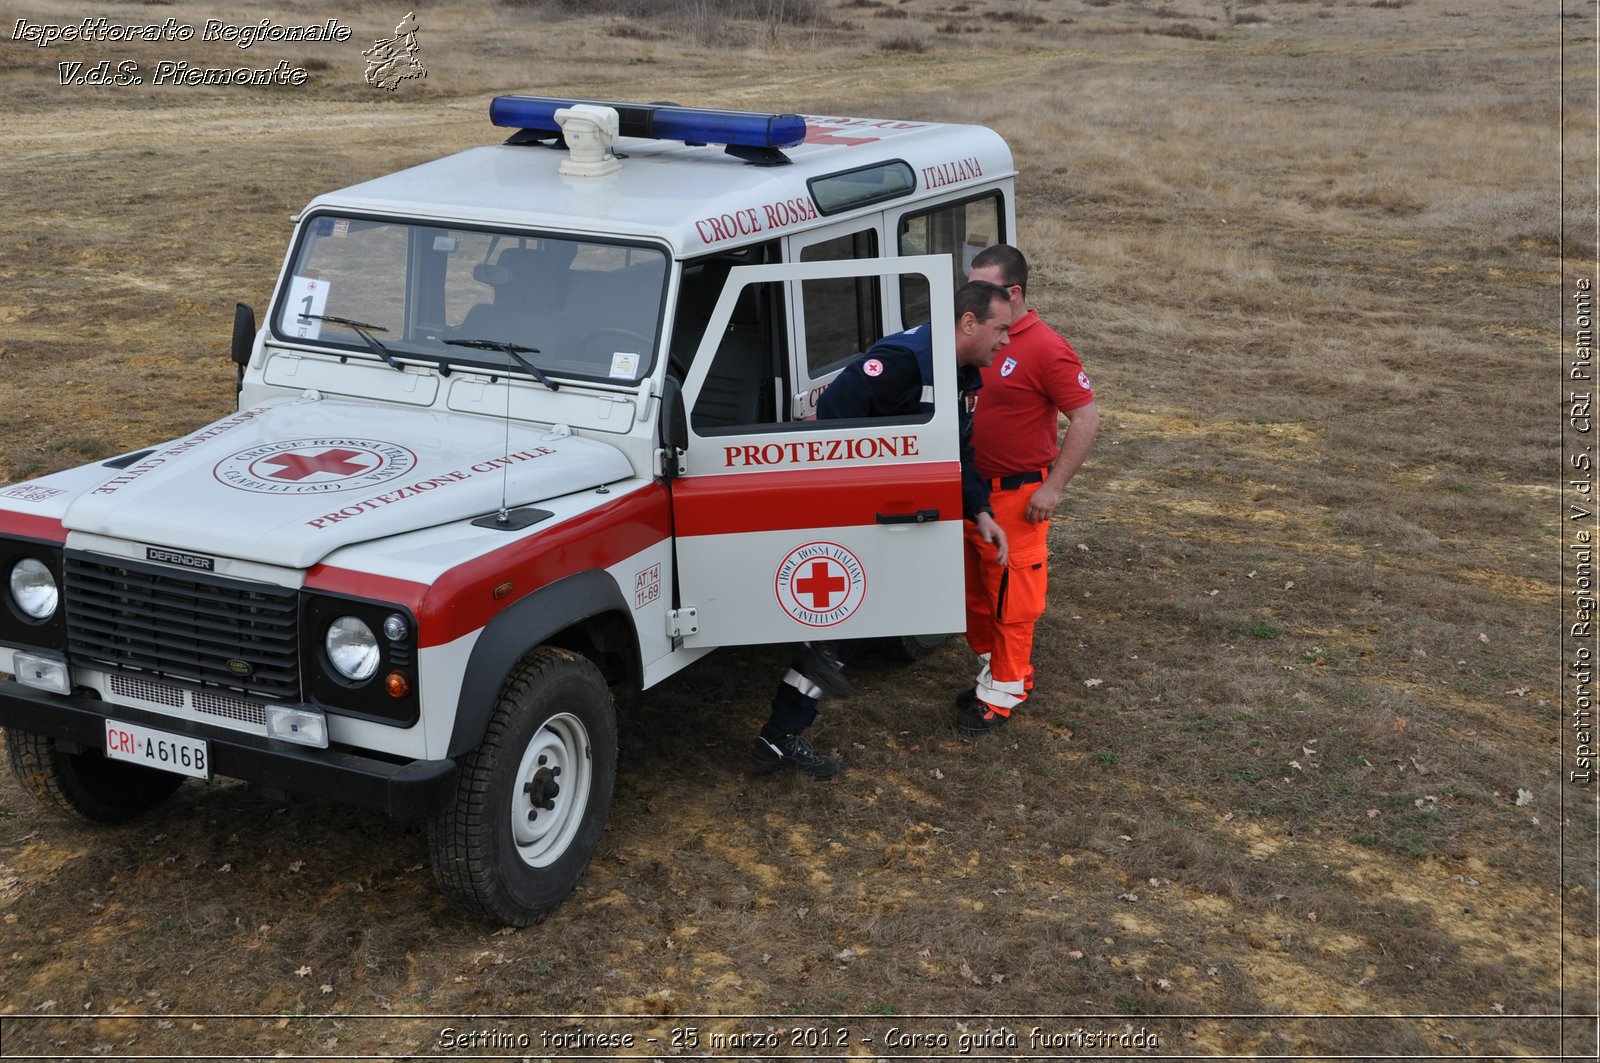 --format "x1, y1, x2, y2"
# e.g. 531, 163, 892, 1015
271, 216, 669, 384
